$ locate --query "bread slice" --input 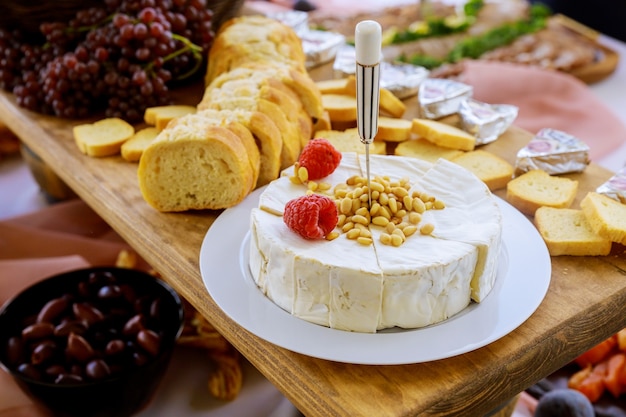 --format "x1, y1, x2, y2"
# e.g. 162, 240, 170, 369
411, 118, 476, 151
375, 117, 412, 142
394, 138, 464, 163
189, 114, 261, 191
450, 150, 514, 191
205, 15, 307, 84
581, 192, 626, 245
201, 95, 300, 170
138, 114, 255, 211
73, 118, 135, 157
217, 62, 324, 120
506, 169, 578, 216
144, 105, 196, 130
343, 76, 406, 118
314, 128, 386, 155
322, 94, 357, 122
534, 206, 612, 256
316, 78, 350, 95
121, 127, 160, 162
202, 71, 313, 147
199, 109, 282, 187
